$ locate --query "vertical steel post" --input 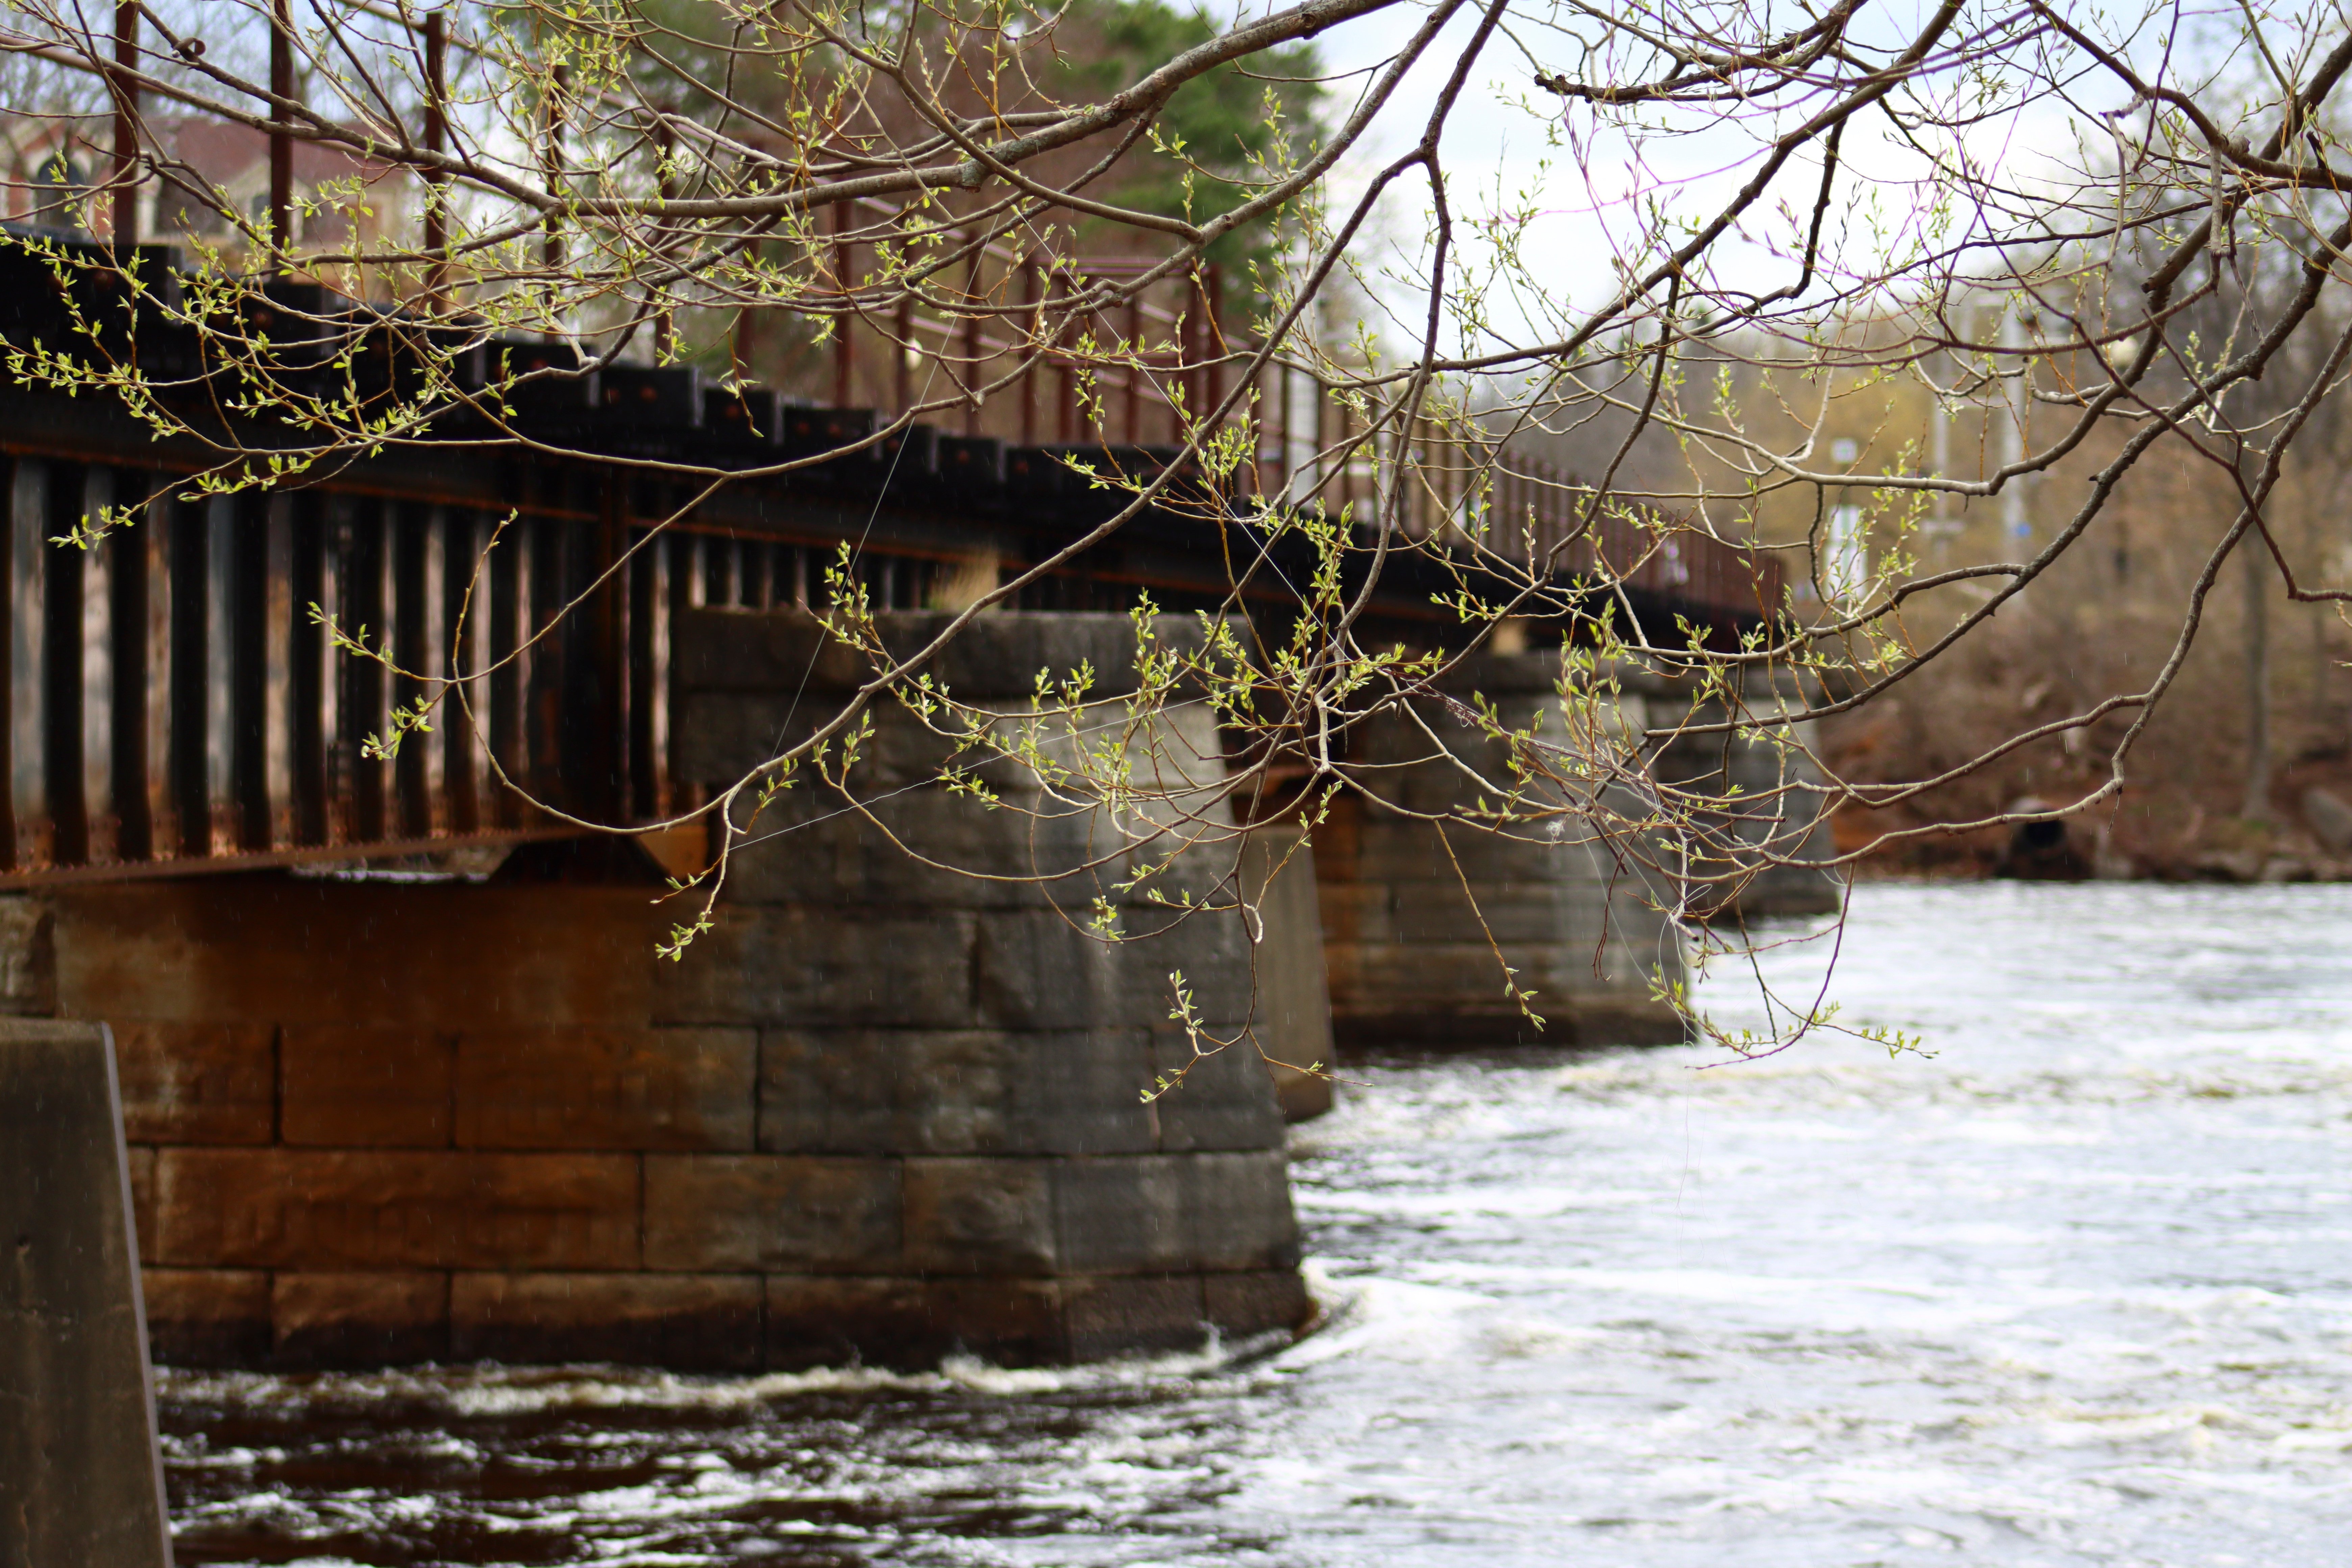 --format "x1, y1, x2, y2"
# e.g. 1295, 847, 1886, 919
269, 0, 293, 262
9, 461, 47, 869
894, 292, 913, 416
423, 9, 448, 301
628, 519, 664, 821
263, 496, 293, 848
963, 239, 984, 437
111, 2, 138, 246
78, 469, 114, 865
419, 509, 447, 832
1020, 257, 1040, 445
541, 63, 567, 338
833, 201, 855, 406
441, 509, 481, 835
139, 484, 173, 858
1124, 293, 1142, 445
